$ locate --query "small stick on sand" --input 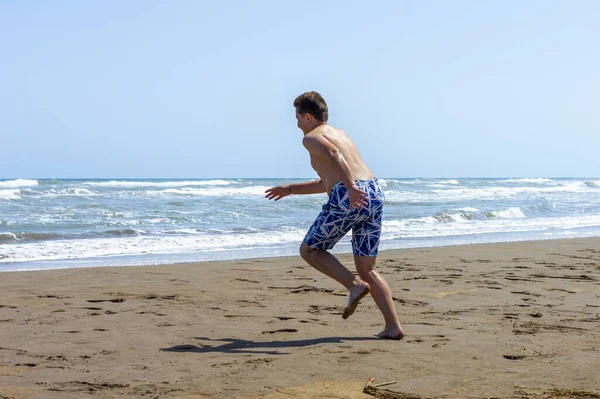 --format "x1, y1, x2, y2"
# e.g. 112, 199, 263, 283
373, 381, 397, 388
363, 378, 422, 399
